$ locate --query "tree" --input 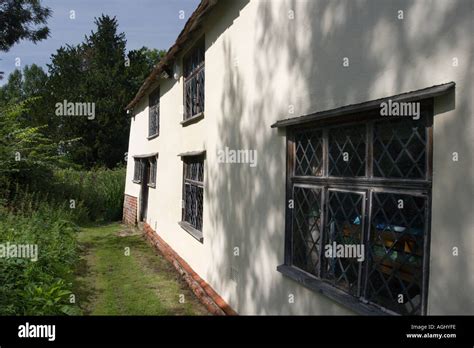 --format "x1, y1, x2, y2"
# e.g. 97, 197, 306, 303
46, 15, 162, 168
0, 64, 49, 127
0, 65, 48, 103
22, 64, 48, 98
0, 0, 51, 52
0, 0, 50, 80
0, 14, 161, 169
0, 99, 67, 198
125, 47, 165, 90
0, 69, 23, 104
